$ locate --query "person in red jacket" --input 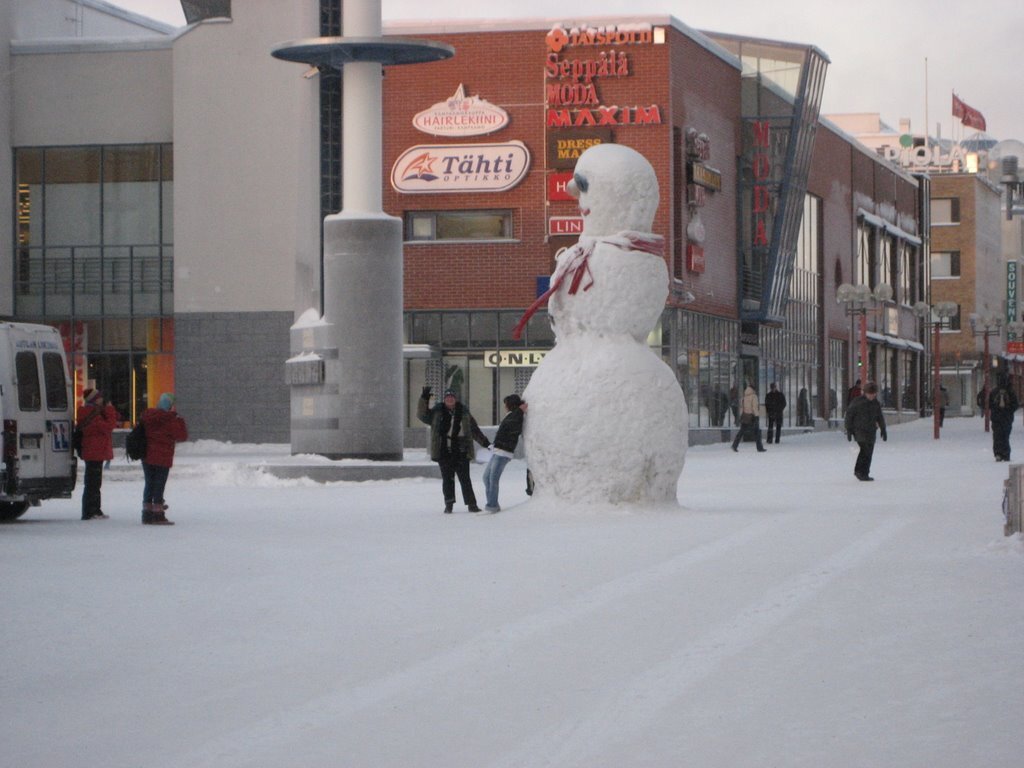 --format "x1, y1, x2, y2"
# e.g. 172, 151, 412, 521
139, 392, 188, 525
77, 388, 120, 521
